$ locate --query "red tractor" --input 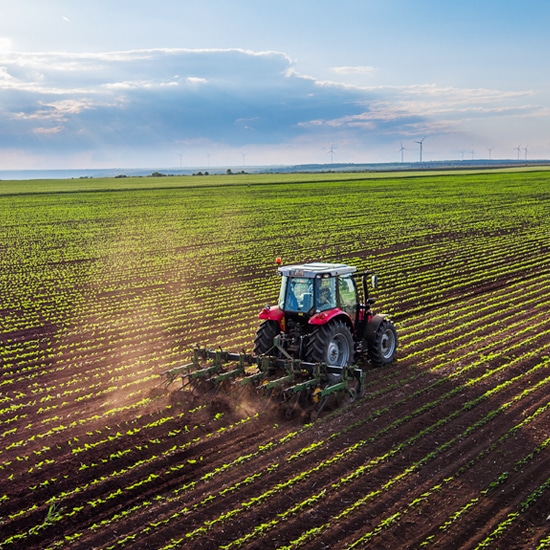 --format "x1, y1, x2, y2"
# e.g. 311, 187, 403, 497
163, 261, 397, 416
254, 261, 397, 368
